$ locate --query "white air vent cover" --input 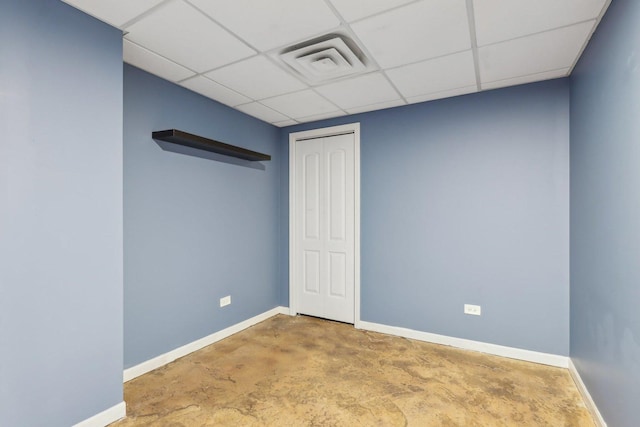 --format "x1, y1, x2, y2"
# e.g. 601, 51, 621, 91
278, 35, 374, 84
